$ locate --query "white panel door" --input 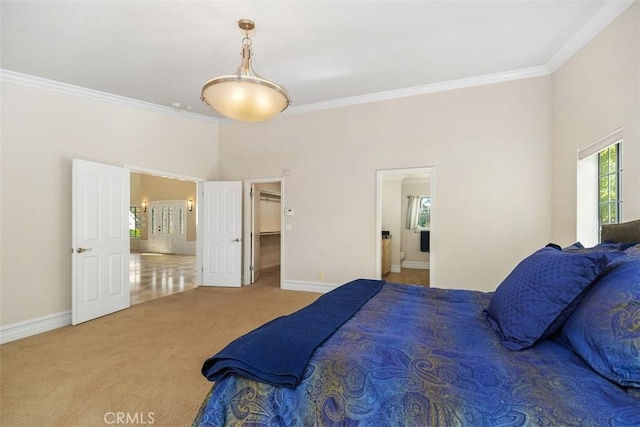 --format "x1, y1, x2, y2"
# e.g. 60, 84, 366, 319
72, 159, 130, 325
202, 181, 242, 287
